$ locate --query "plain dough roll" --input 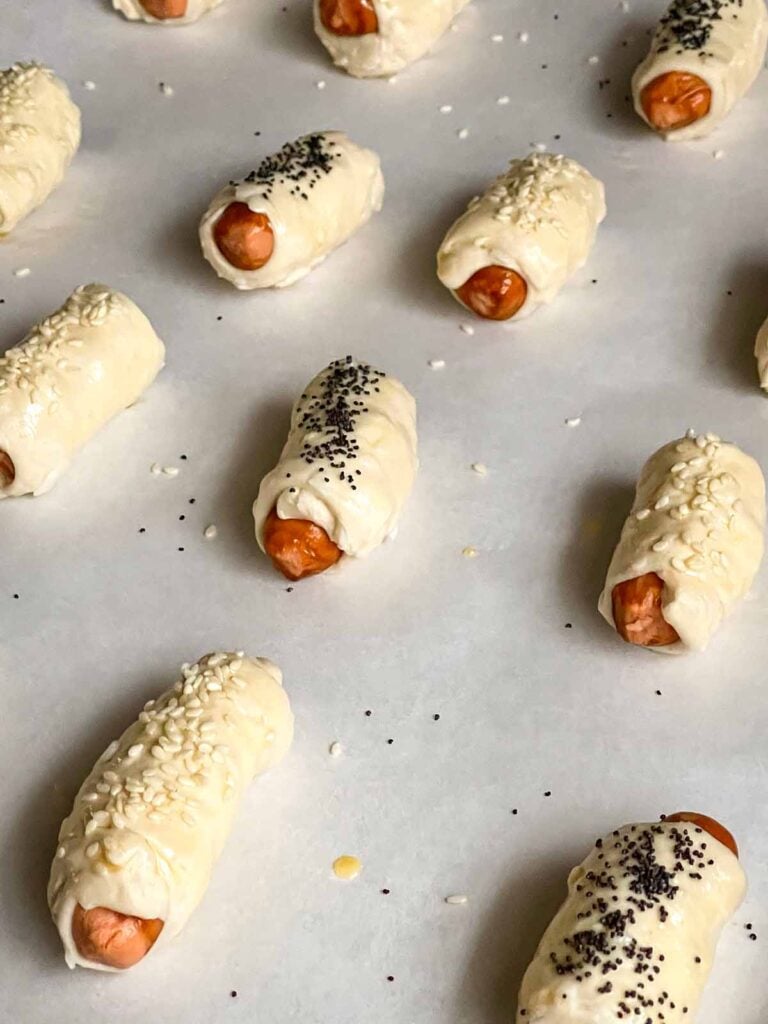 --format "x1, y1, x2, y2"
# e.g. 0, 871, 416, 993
755, 313, 768, 390
516, 819, 746, 1023
0, 63, 81, 234
632, 0, 768, 140
48, 652, 294, 971
253, 356, 418, 558
437, 153, 606, 320
0, 284, 165, 498
598, 432, 765, 653
111, 0, 223, 24
199, 131, 384, 289
313, 0, 471, 78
